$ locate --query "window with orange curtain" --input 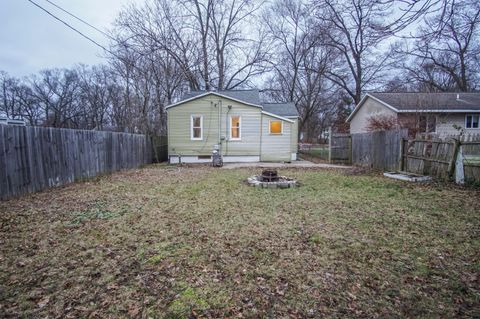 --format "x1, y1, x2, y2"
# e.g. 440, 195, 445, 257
230, 116, 241, 139
269, 120, 282, 134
